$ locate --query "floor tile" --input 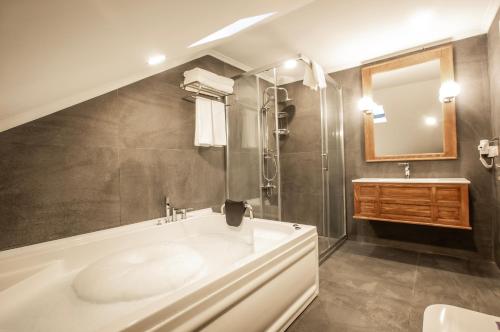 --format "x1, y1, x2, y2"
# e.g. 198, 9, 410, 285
288, 241, 500, 332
